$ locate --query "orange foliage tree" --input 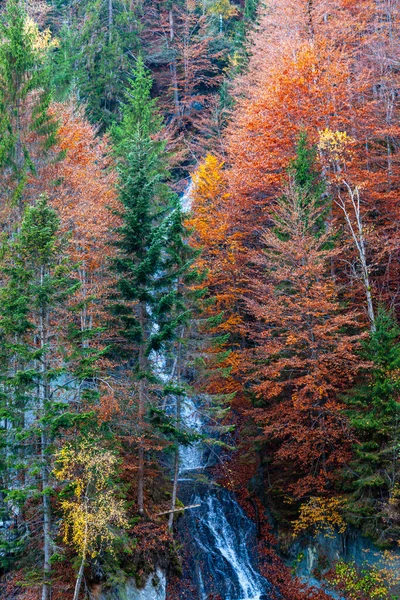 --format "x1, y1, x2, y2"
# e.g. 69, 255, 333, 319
227, 0, 400, 308
47, 102, 120, 334
187, 154, 245, 401
244, 172, 362, 498
187, 0, 400, 504
24, 101, 123, 420
189, 133, 366, 504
